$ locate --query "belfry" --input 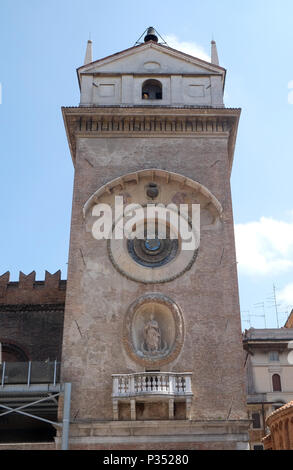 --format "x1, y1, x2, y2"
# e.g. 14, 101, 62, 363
60, 27, 250, 449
